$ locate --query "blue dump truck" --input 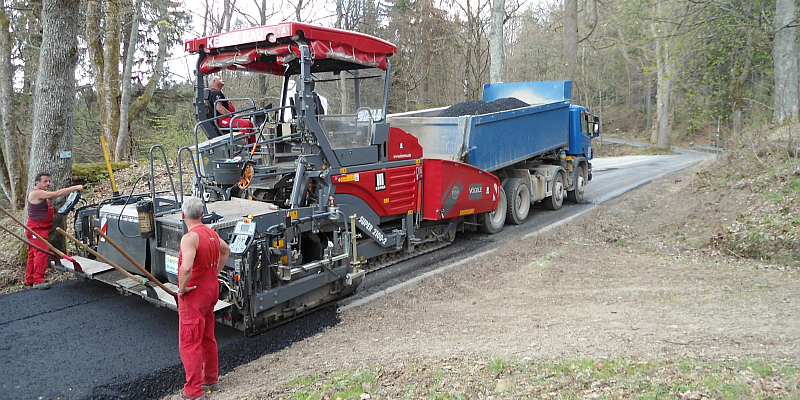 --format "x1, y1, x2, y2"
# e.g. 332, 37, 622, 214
59, 23, 601, 334
389, 80, 600, 232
